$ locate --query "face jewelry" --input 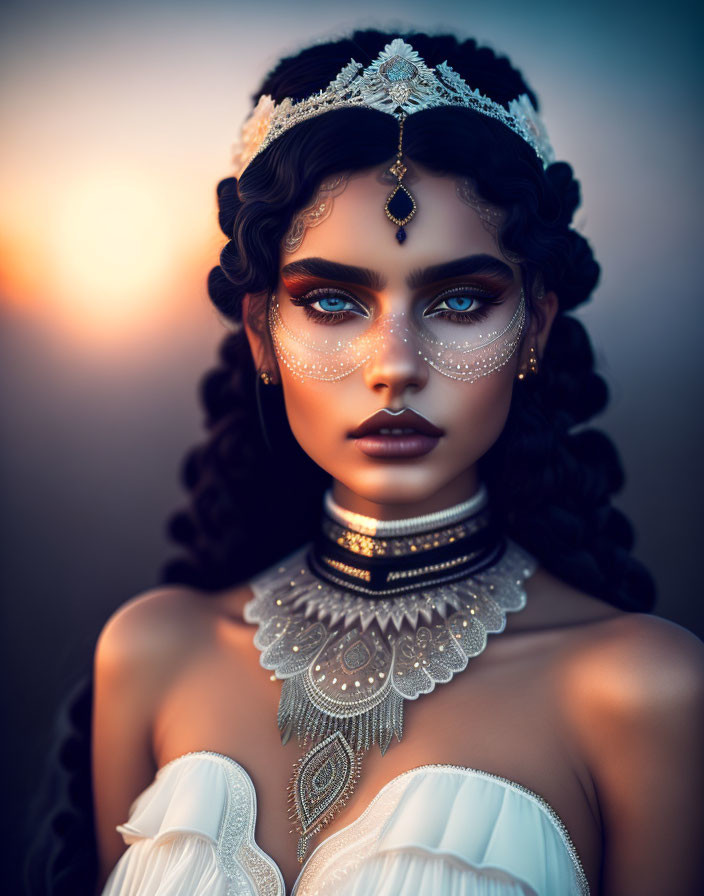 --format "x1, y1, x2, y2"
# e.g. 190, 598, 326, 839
244, 485, 537, 861
283, 173, 351, 254
455, 178, 522, 267
455, 178, 504, 229
259, 369, 273, 385
268, 287, 526, 383
384, 114, 416, 243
